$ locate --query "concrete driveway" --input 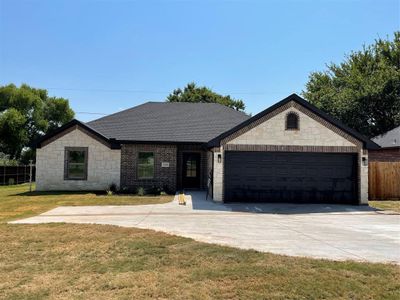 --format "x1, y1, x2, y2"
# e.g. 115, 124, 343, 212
11, 191, 400, 264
